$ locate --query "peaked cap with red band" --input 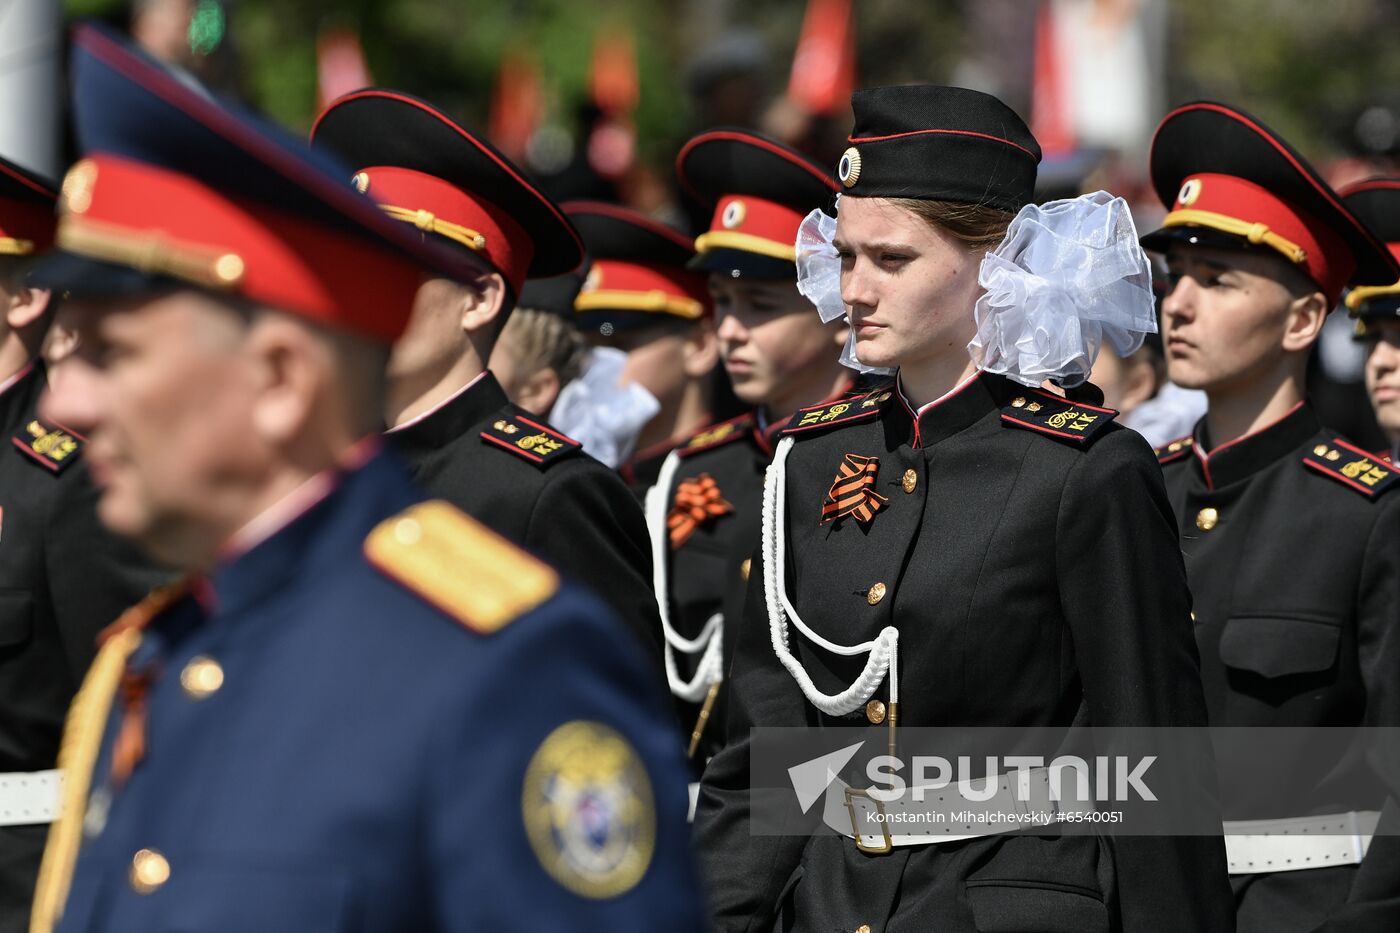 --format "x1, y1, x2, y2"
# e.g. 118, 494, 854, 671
0, 154, 56, 257
835, 85, 1042, 214
1140, 101, 1399, 306
563, 201, 710, 336
1337, 177, 1400, 323
676, 128, 837, 279
309, 89, 583, 299
31, 23, 487, 345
